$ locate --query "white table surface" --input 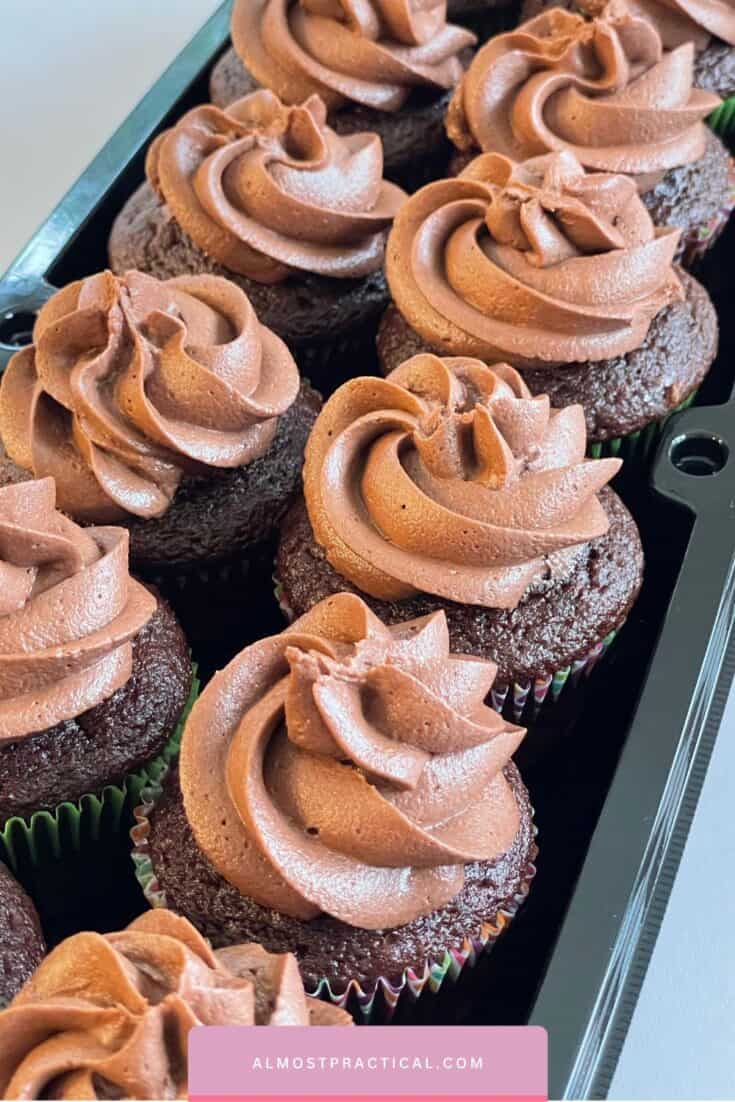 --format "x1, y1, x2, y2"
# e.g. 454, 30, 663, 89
1, 4, 734, 1098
